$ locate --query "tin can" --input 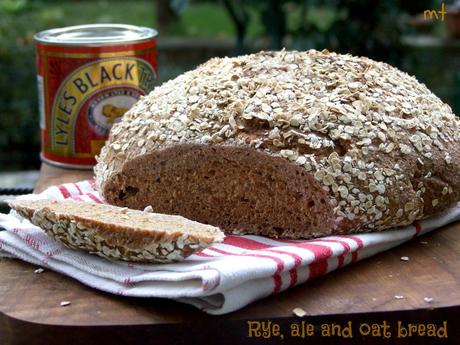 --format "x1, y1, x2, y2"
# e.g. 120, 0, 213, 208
34, 24, 158, 169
